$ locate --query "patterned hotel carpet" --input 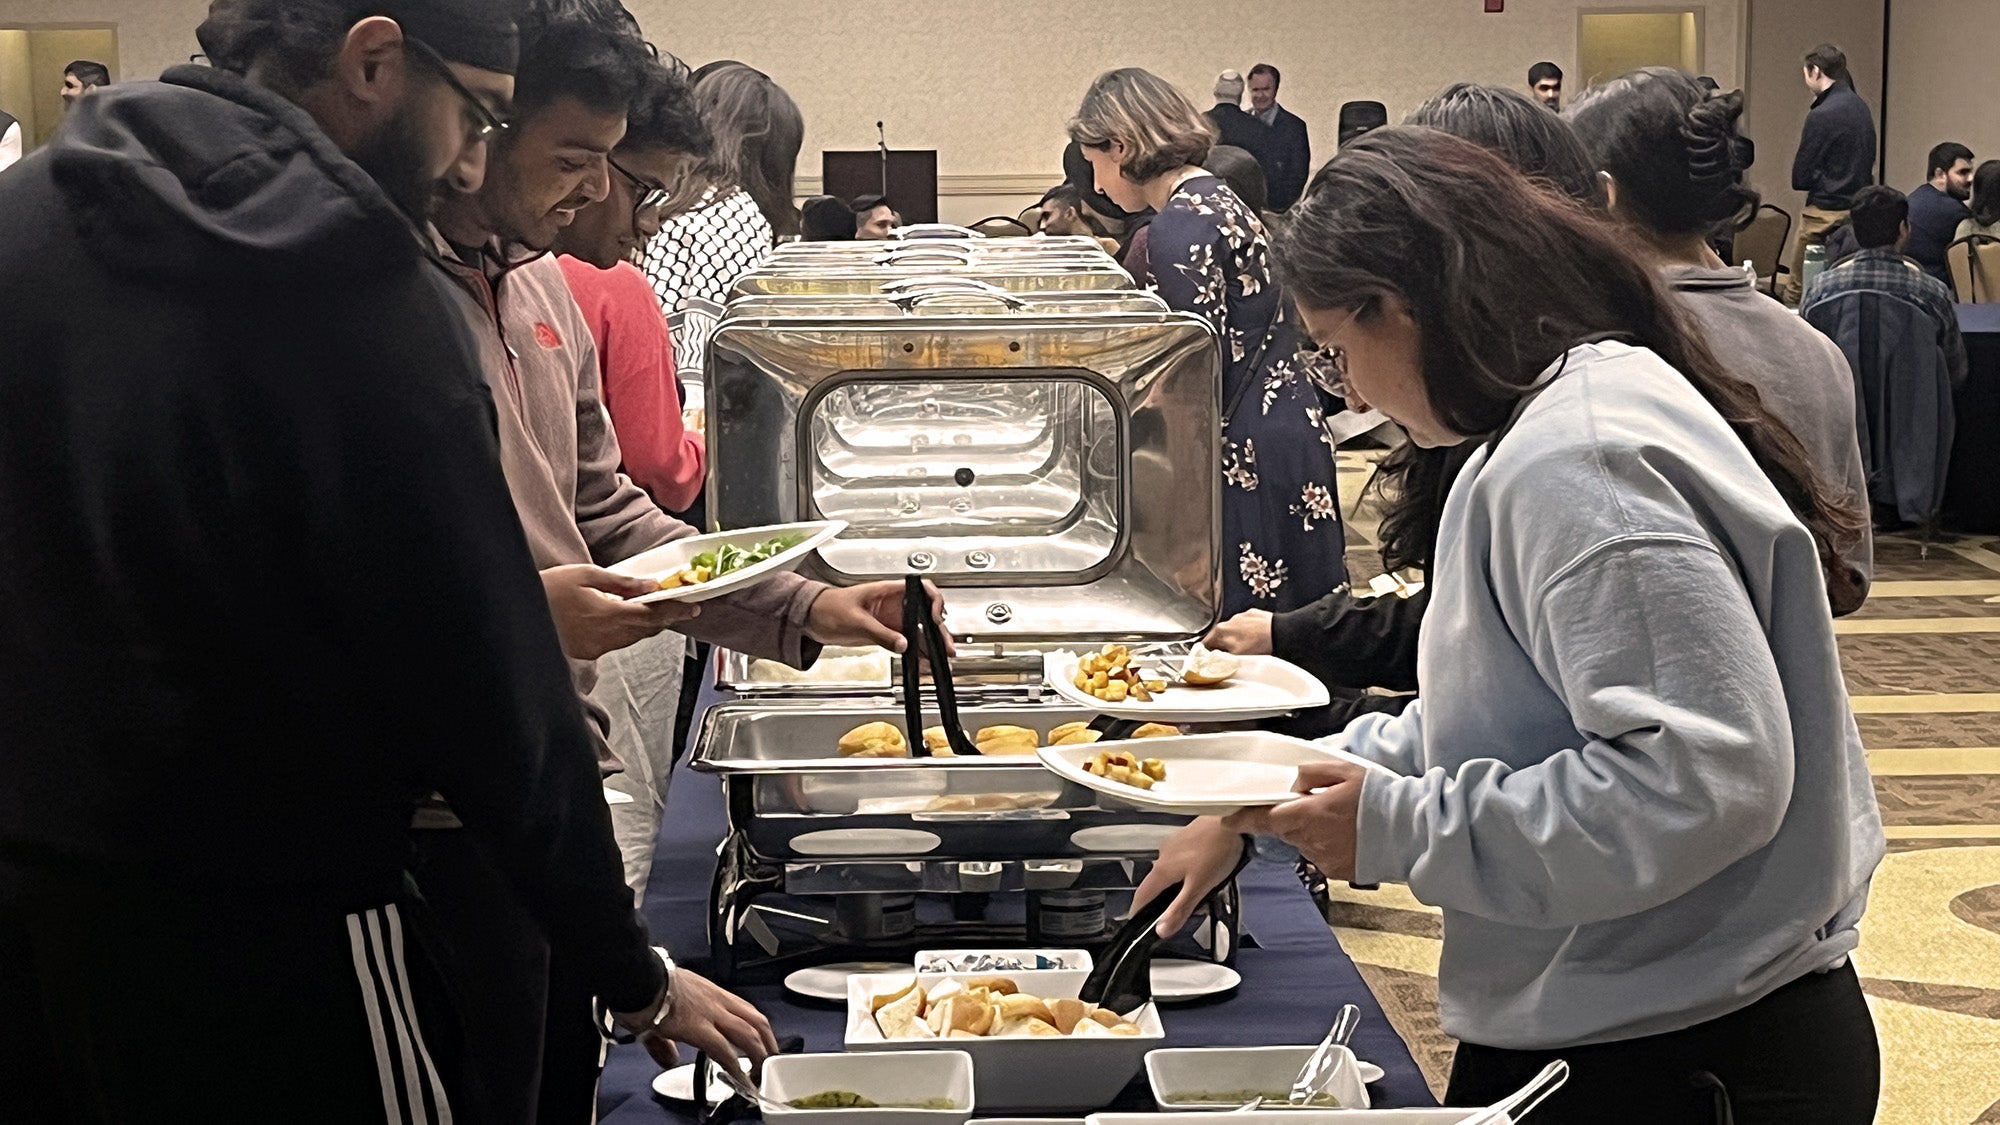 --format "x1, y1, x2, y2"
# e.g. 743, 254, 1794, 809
1327, 451, 2000, 1123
